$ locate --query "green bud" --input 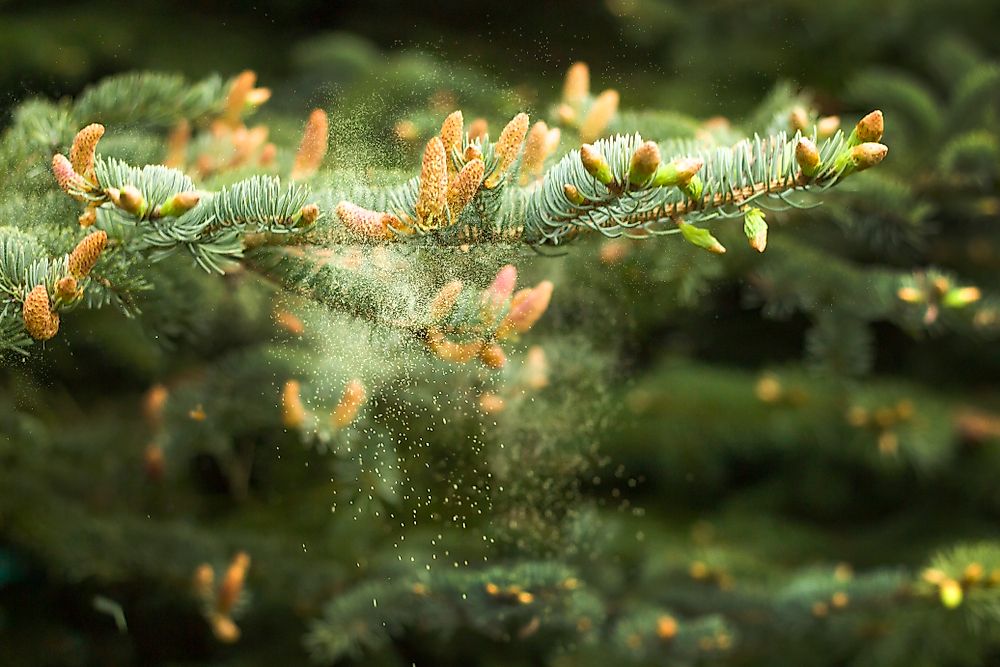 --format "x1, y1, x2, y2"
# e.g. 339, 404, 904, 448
579, 144, 613, 185
628, 141, 661, 187
678, 221, 725, 254
682, 174, 704, 201
650, 157, 704, 188
939, 579, 963, 609
743, 207, 768, 252
942, 286, 981, 308
157, 190, 201, 218
850, 143, 888, 171
117, 184, 148, 218
563, 183, 585, 206
849, 110, 884, 145
796, 138, 821, 177
789, 106, 809, 132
